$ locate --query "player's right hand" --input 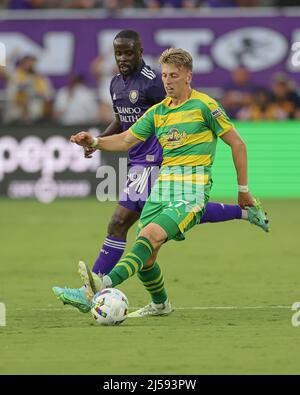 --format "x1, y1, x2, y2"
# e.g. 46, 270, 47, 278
238, 191, 255, 209
70, 131, 93, 148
